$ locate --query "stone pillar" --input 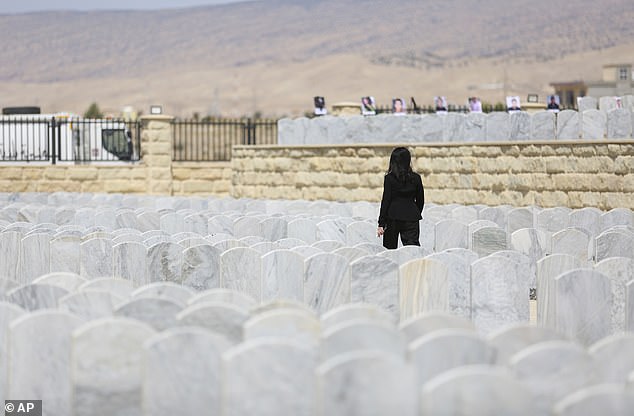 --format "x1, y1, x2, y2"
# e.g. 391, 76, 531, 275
140, 115, 174, 195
